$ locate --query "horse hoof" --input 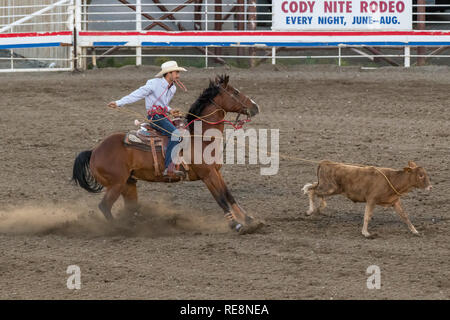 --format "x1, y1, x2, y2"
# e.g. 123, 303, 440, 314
238, 220, 265, 235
